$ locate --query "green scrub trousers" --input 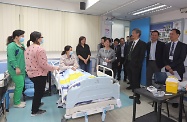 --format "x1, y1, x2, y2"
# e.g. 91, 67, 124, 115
11, 74, 25, 105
